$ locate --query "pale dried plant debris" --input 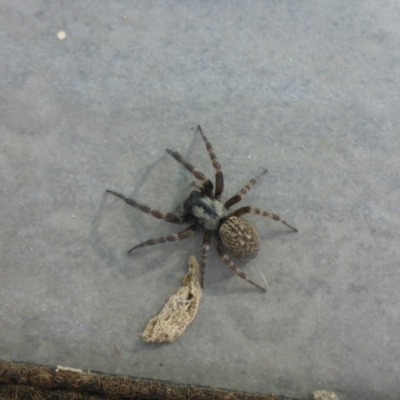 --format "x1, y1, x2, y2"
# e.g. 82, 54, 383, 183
57, 31, 66, 40
141, 255, 202, 343
56, 366, 84, 373
313, 390, 339, 400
